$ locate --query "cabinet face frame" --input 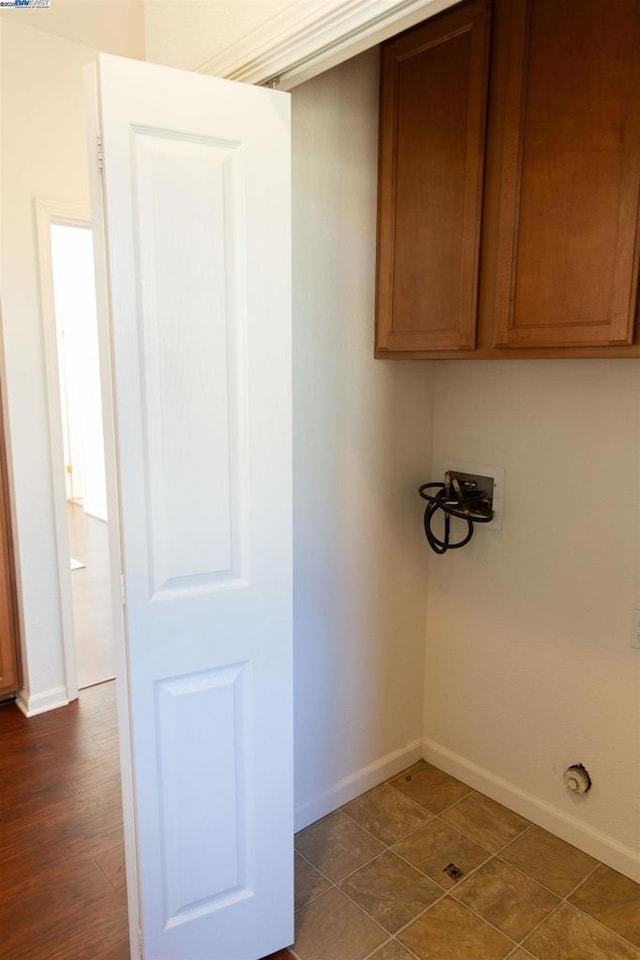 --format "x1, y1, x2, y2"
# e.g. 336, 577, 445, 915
375, 0, 492, 354
492, 0, 640, 350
